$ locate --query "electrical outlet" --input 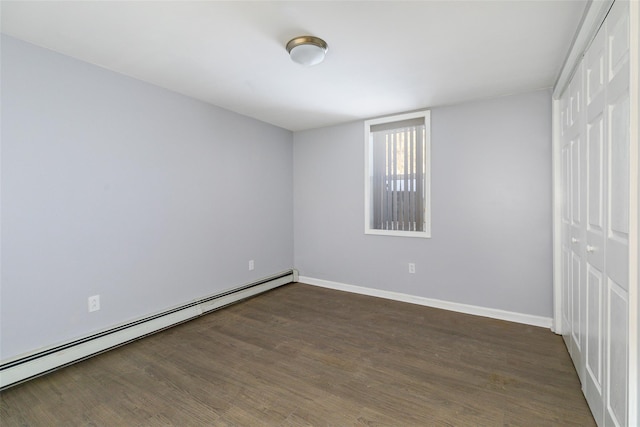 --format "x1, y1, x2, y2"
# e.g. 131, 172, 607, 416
249, 260, 255, 271
408, 263, 416, 274
88, 295, 100, 312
